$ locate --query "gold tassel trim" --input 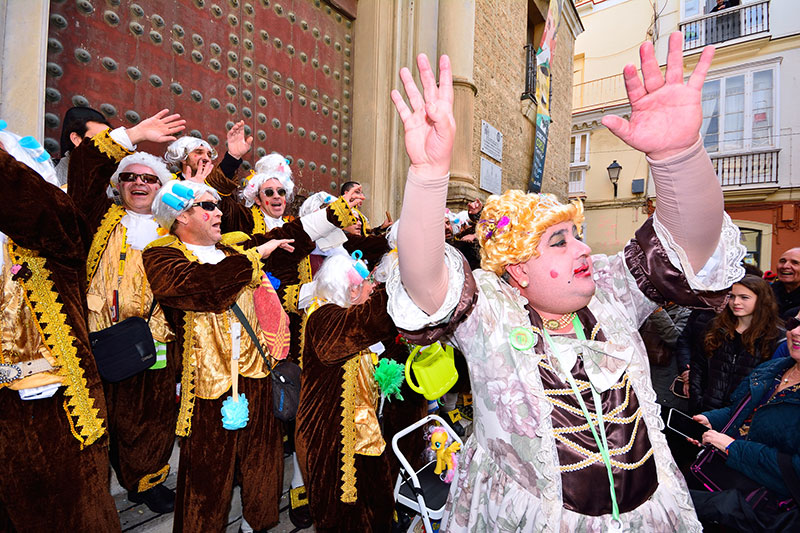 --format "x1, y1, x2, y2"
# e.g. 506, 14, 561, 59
86, 204, 126, 284
281, 283, 301, 315
339, 356, 359, 503
10, 242, 105, 447
251, 206, 266, 235
297, 255, 312, 285
329, 196, 357, 228
176, 310, 198, 436
137, 464, 170, 493
92, 129, 133, 162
